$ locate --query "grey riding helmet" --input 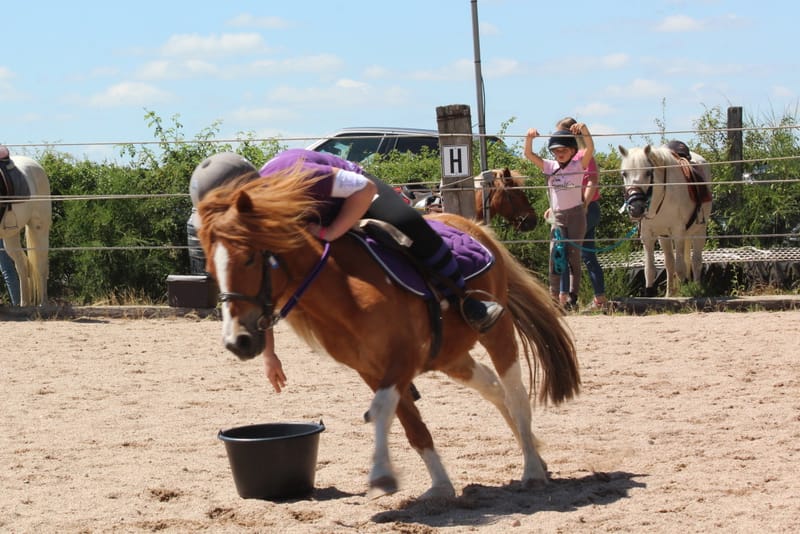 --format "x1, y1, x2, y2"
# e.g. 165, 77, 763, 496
189, 152, 257, 208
